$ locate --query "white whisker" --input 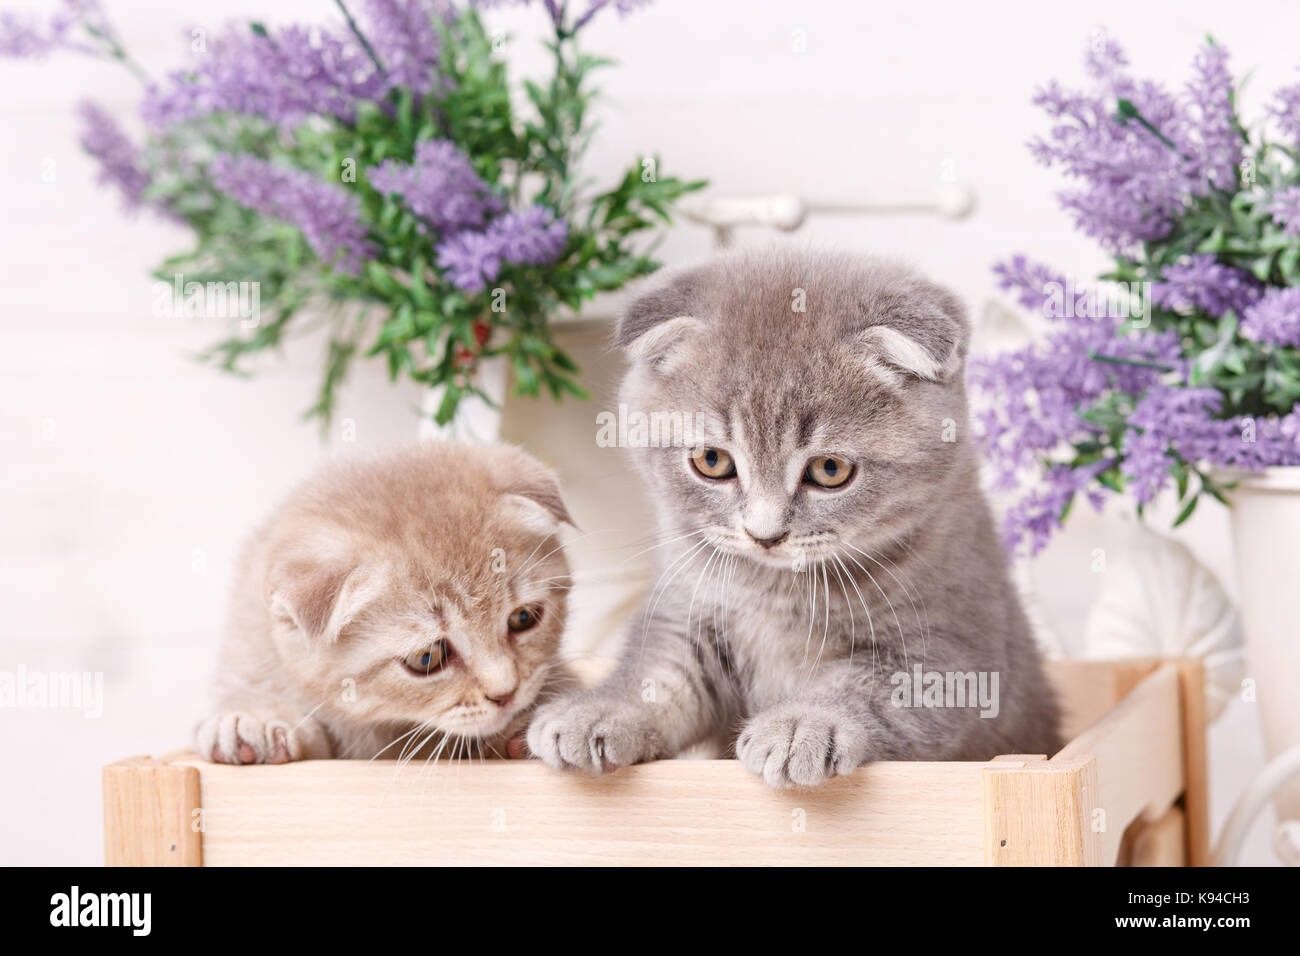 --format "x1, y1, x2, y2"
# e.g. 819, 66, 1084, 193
685, 545, 722, 656
833, 552, 878, 678
844, 542, 932, 660
638, 537, 712, 660
827, 555, 855, 667
839, 548, 908, 670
